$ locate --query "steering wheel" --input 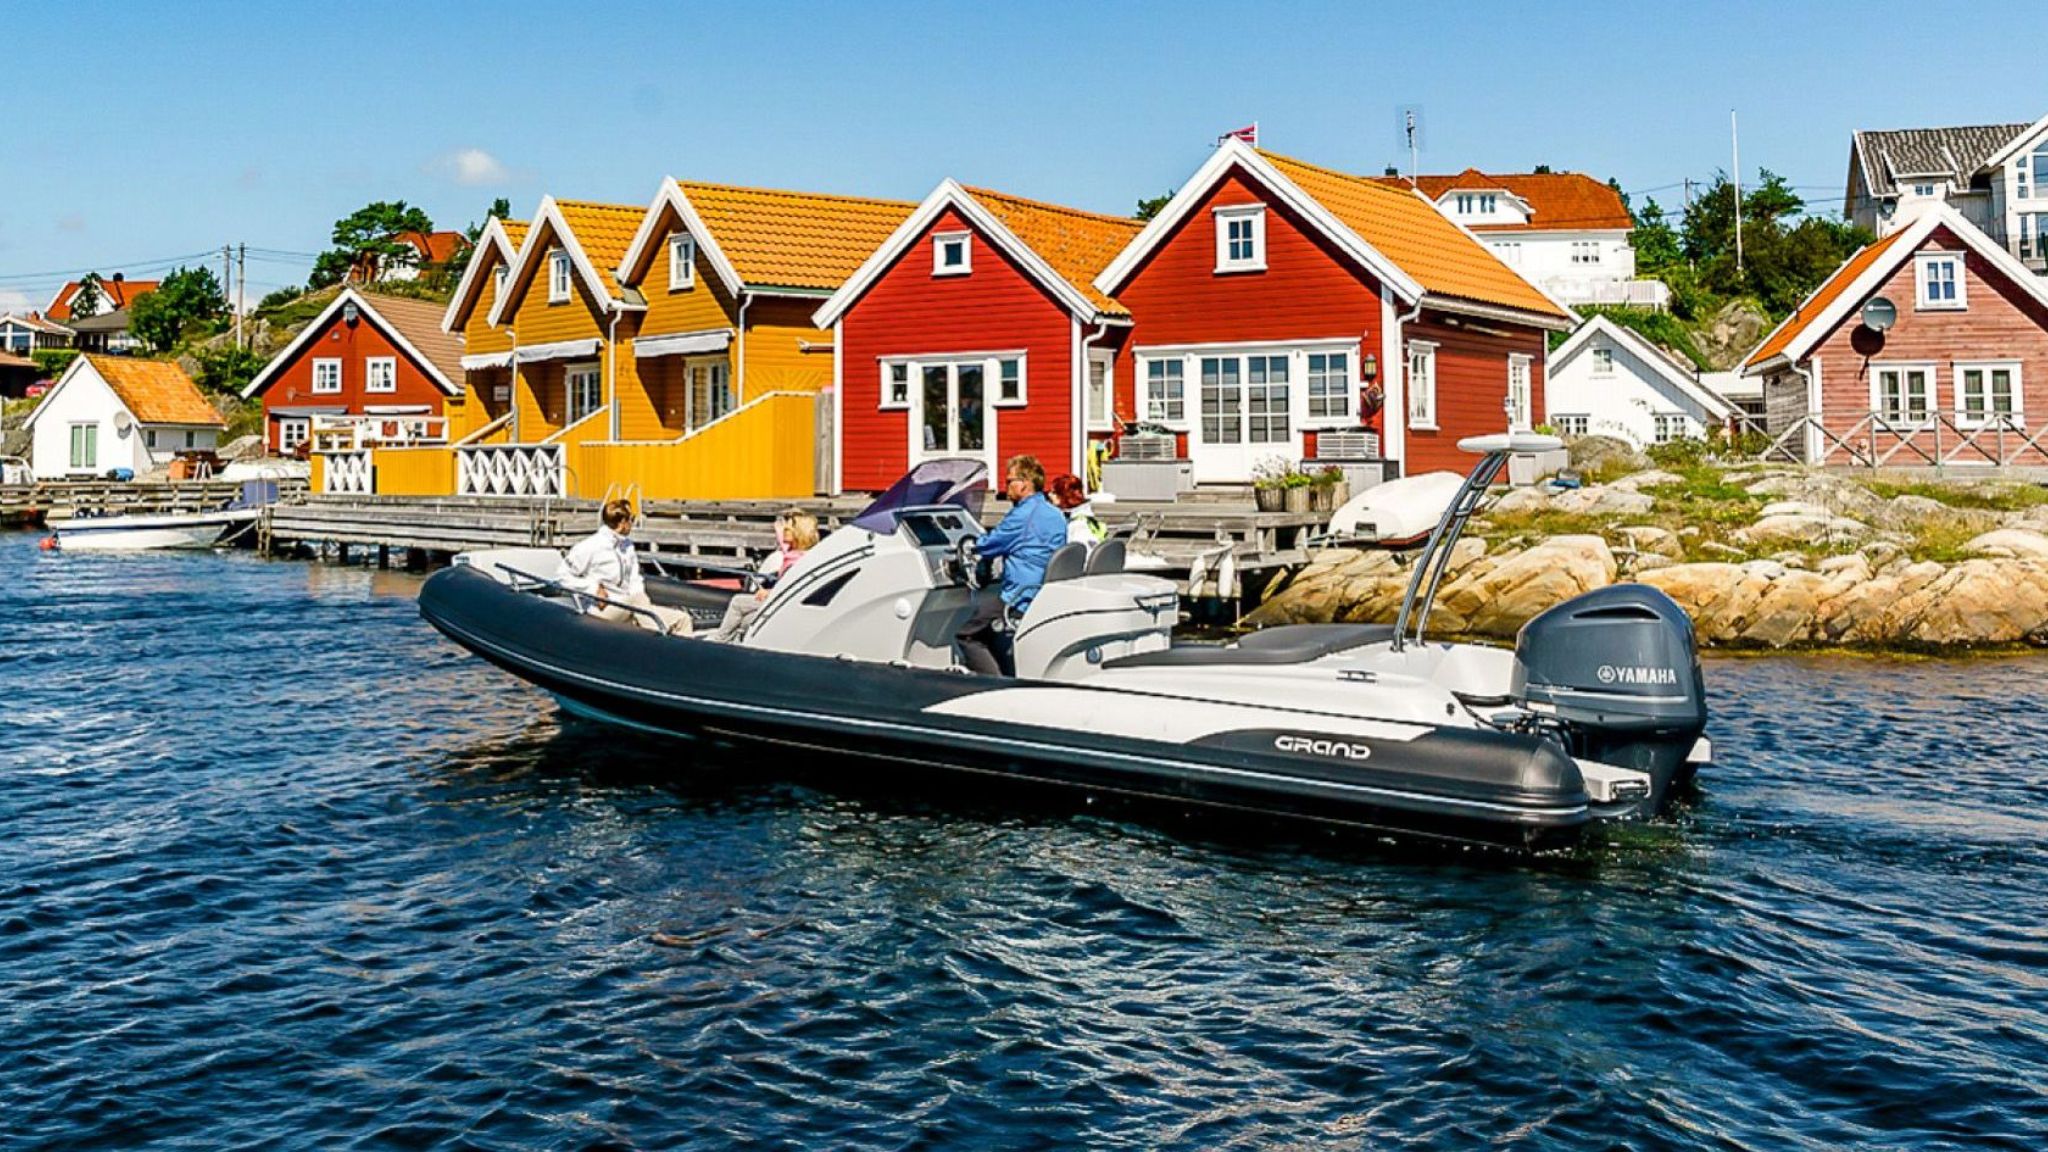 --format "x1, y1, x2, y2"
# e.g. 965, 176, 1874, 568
953, 537, 983, 589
